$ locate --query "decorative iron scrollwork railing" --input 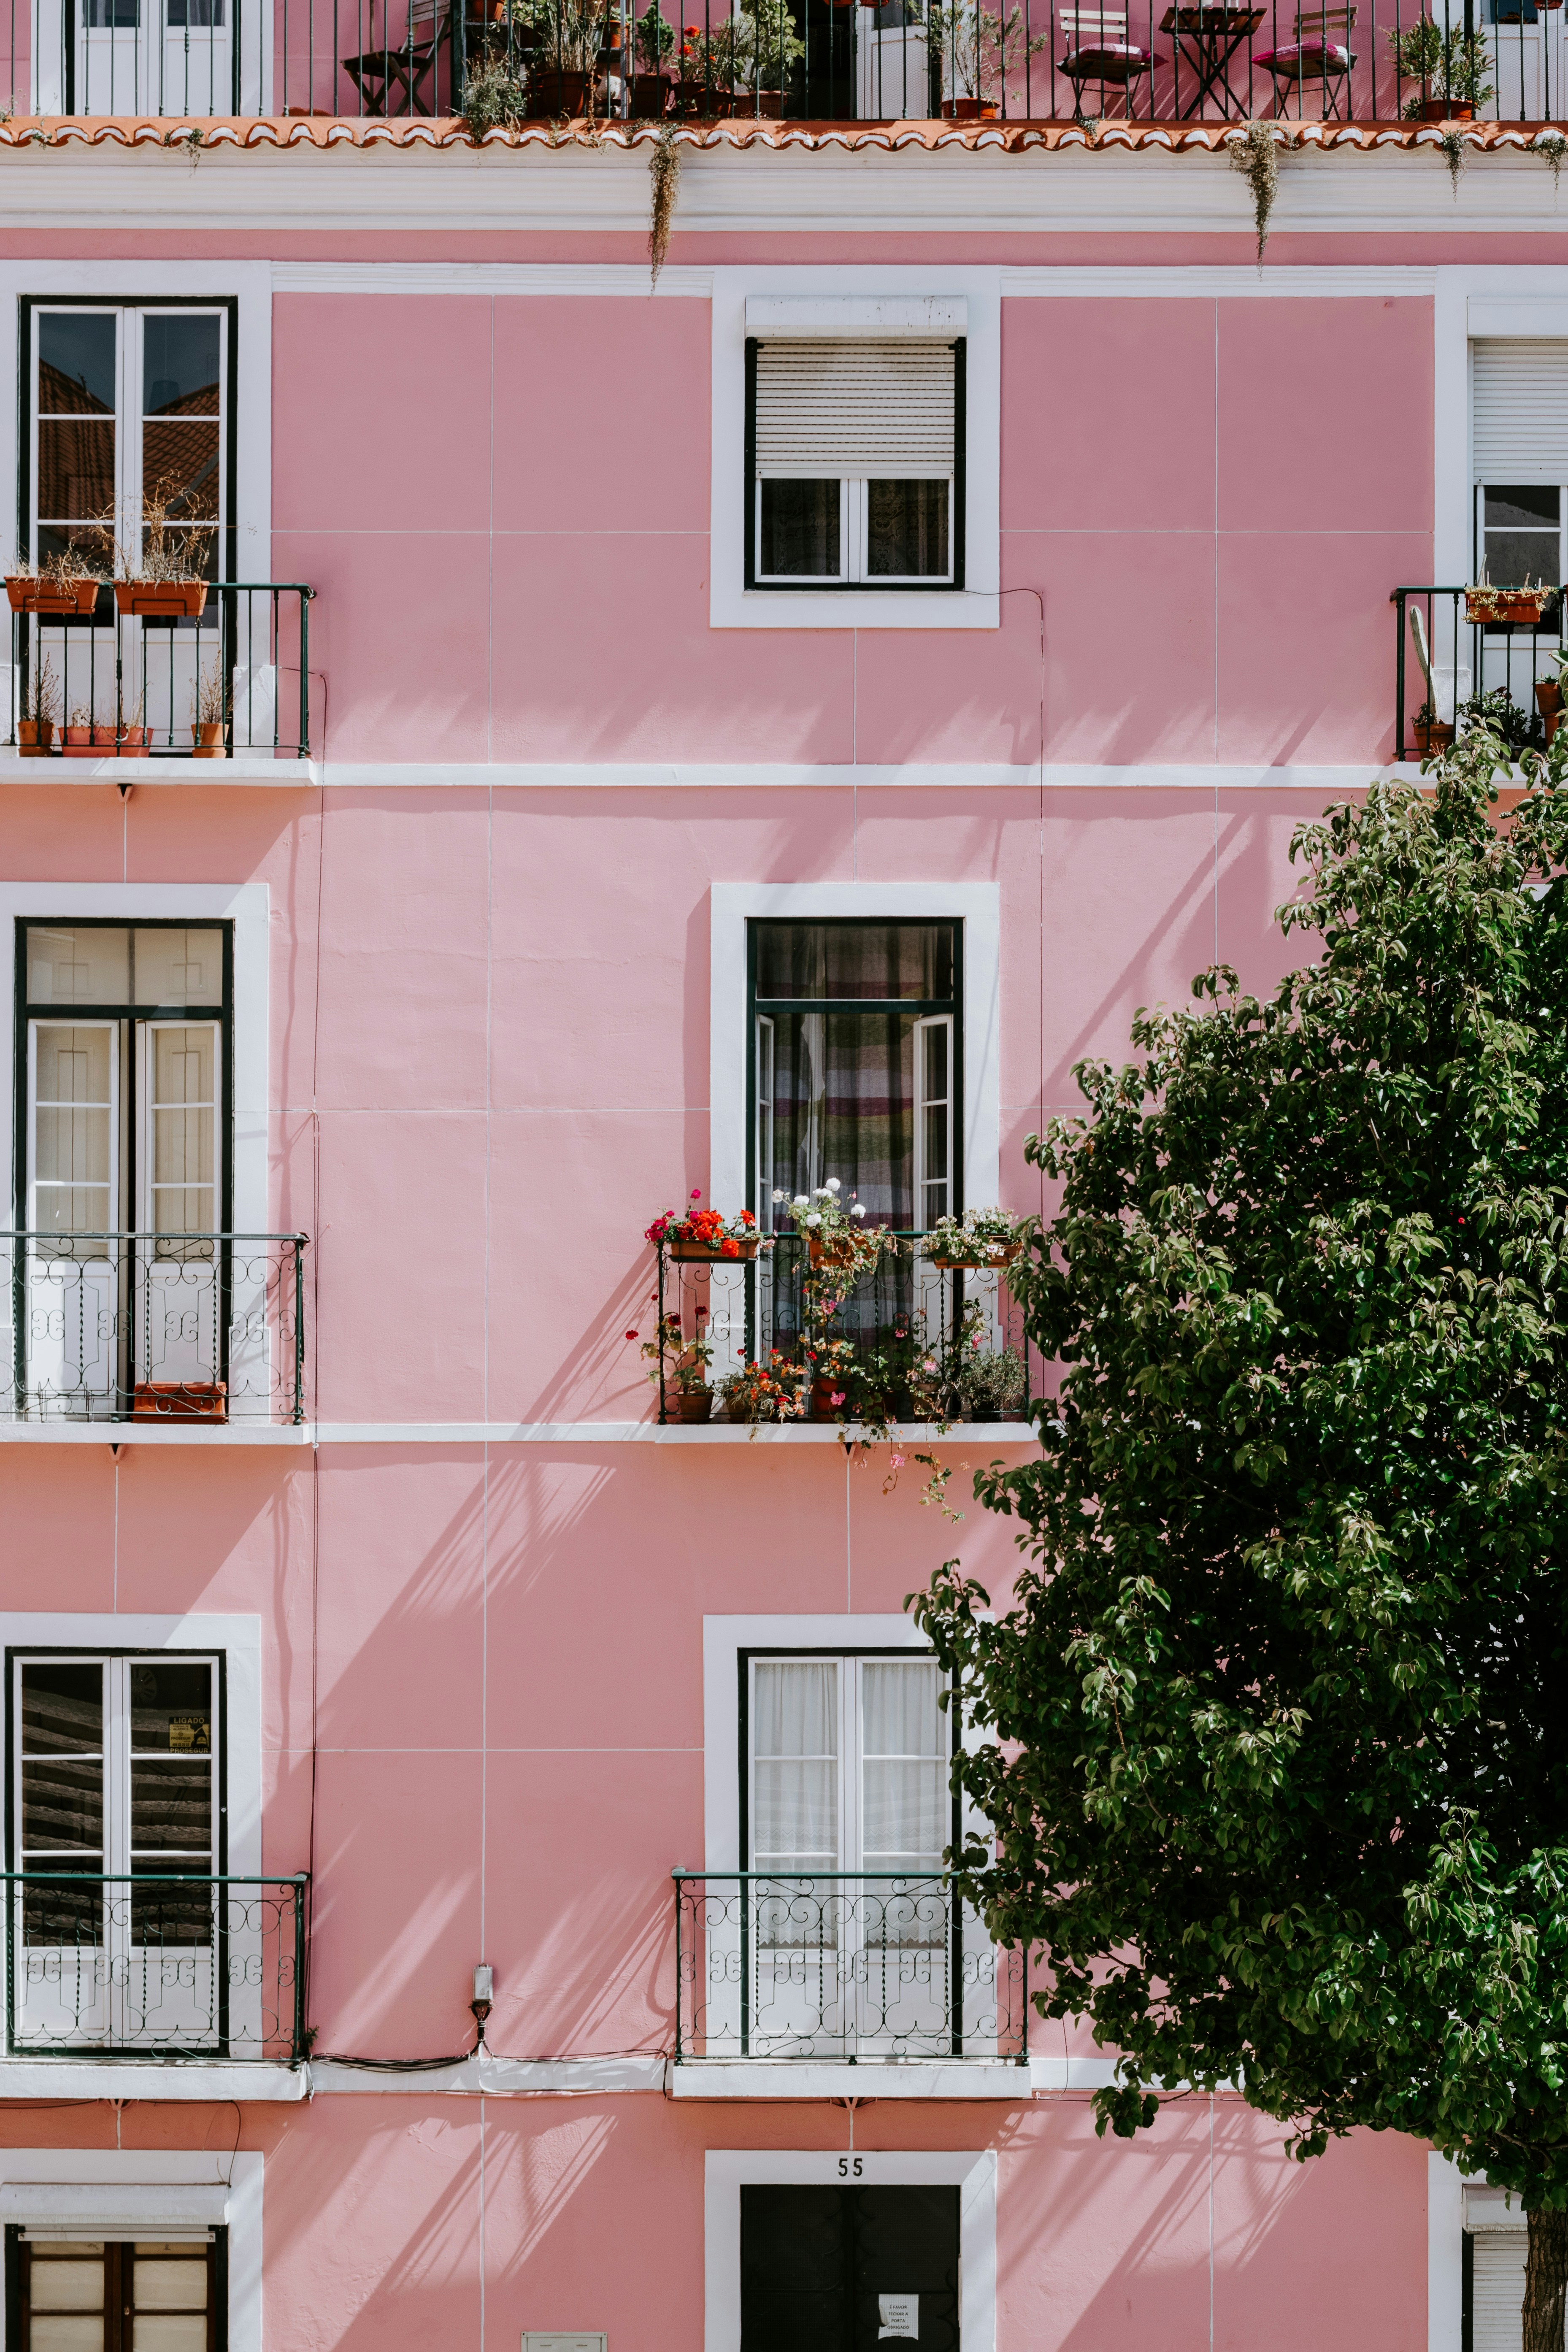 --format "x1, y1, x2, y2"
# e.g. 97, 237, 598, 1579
2, 1233, 307, 1425
3, 1873, 308, 2062
672, 1871, 1029, 2063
